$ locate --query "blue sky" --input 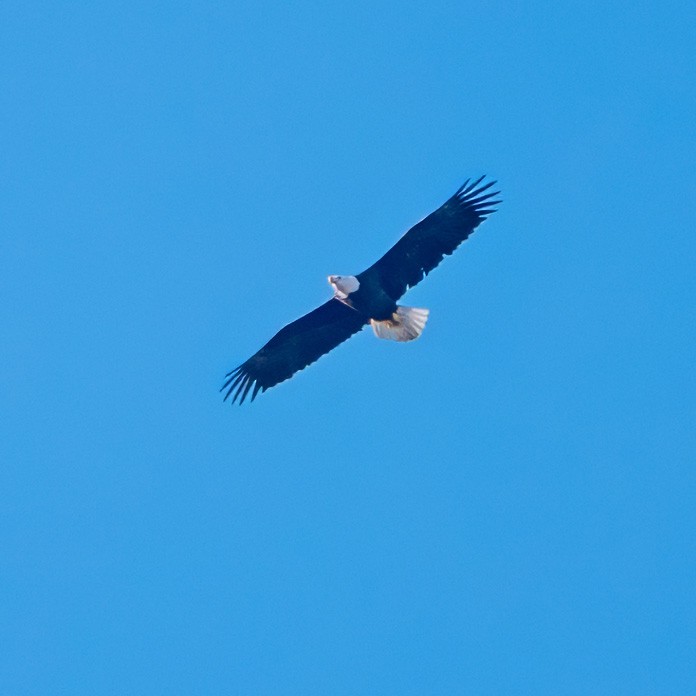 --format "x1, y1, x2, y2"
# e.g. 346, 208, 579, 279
2, 1, 695, 693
